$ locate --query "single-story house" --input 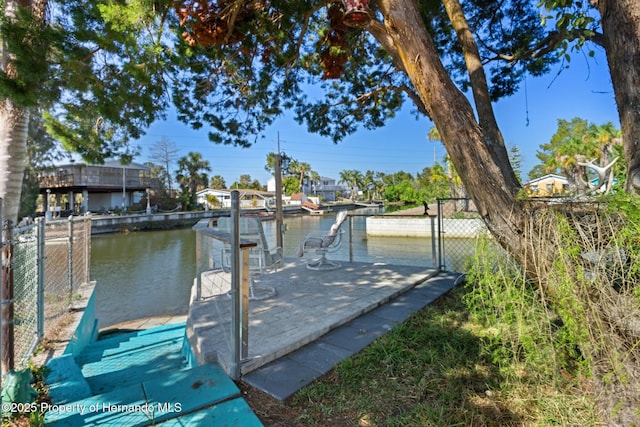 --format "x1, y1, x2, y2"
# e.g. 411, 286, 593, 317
523, 174, 571, 197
